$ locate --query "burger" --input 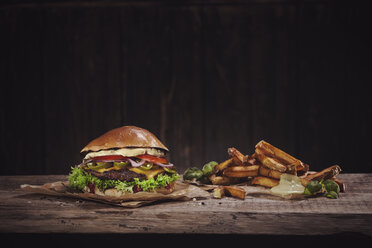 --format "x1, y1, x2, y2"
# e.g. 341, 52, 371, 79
68, 125, 179, 196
